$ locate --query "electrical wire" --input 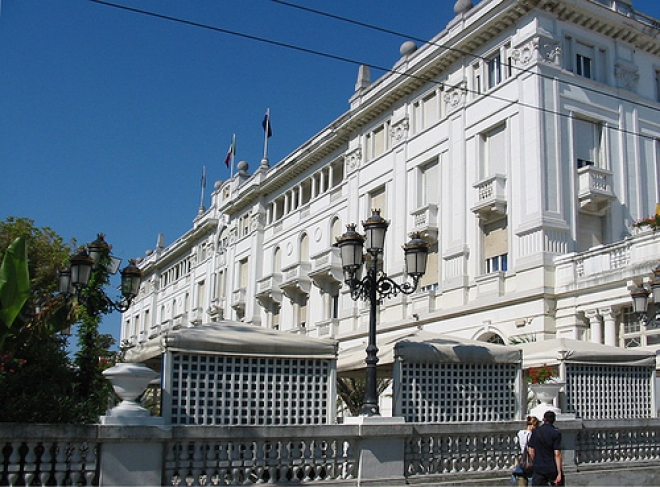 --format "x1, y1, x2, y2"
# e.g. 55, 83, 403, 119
85, 0, 660, 143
